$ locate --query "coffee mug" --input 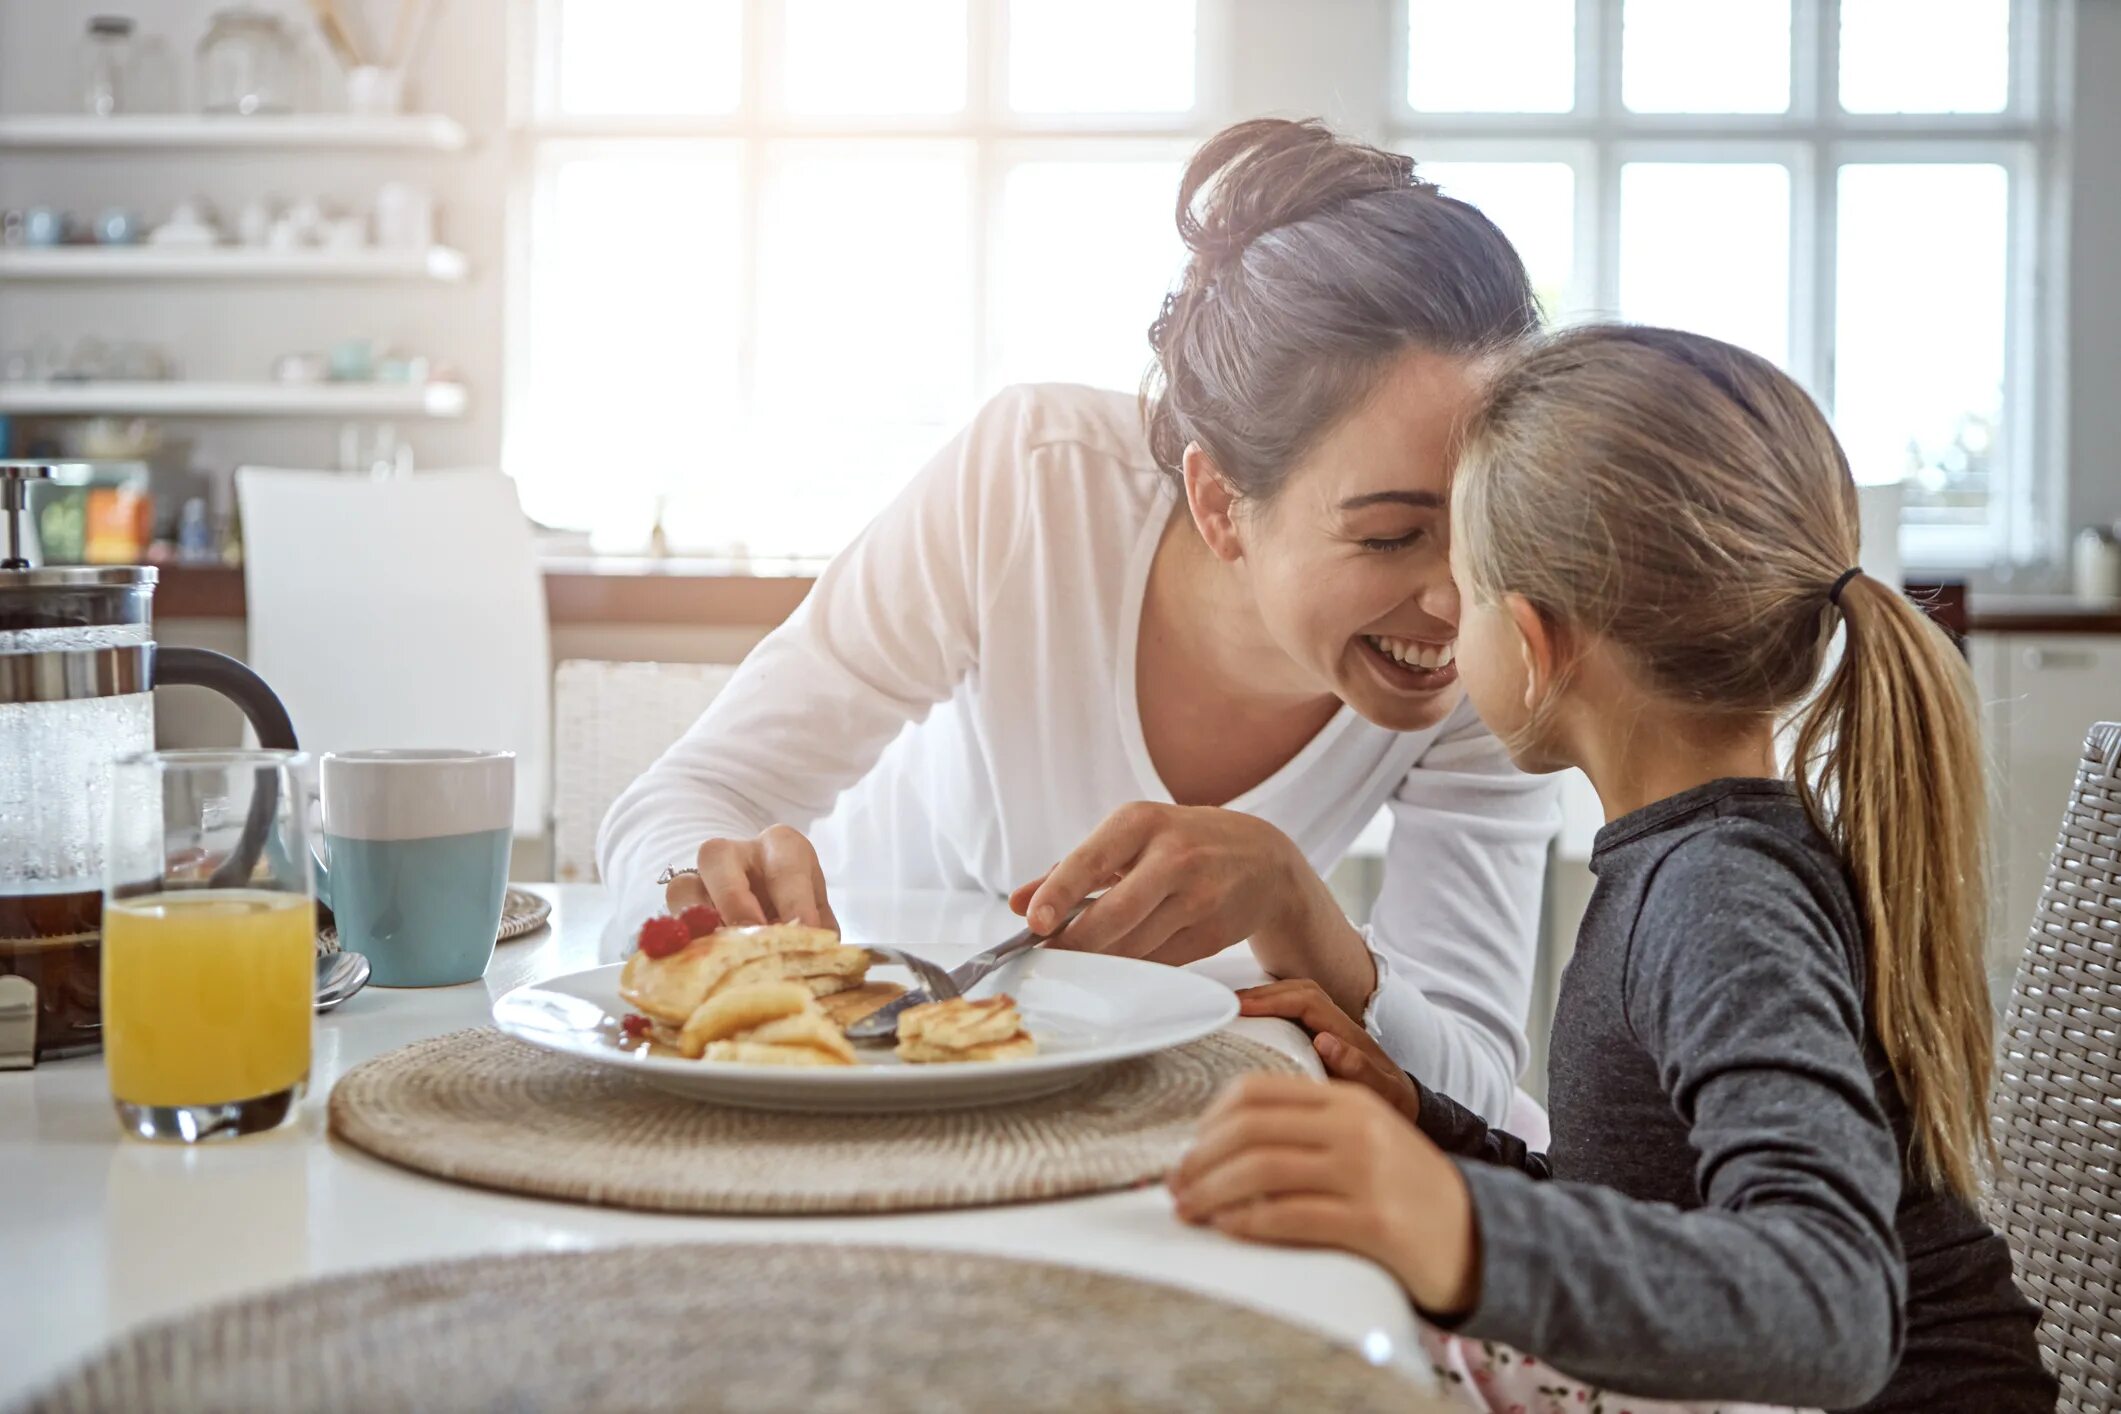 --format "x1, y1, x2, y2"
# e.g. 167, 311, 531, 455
94, 208, 140, 246
23, 207, 64, 247
314, 749, 514, 987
